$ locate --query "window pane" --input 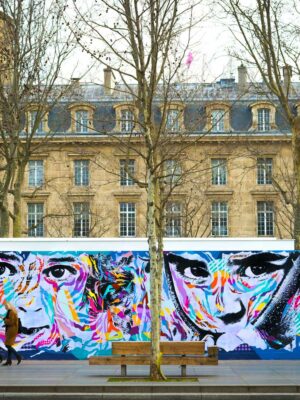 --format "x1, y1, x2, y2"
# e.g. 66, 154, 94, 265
28, 203, 44, 237
74, 160, 89, 186
120, 110, 134, 133
28, 160, 44, 187
120, 159, 135, 186
165, 202, 182, 237
257, 201, 274, 236
73, 202, 90, 237
165, 159, 182, 185
120, 202, 136, 237
31, 111, 44, 133
257, 158, 272, 185
211, 109, 225, 132
211, 201, 228, 236
258, 108, 270, 131
211, 159, 227, 185
75, 110, 89, 133
166, 110, 180, 132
